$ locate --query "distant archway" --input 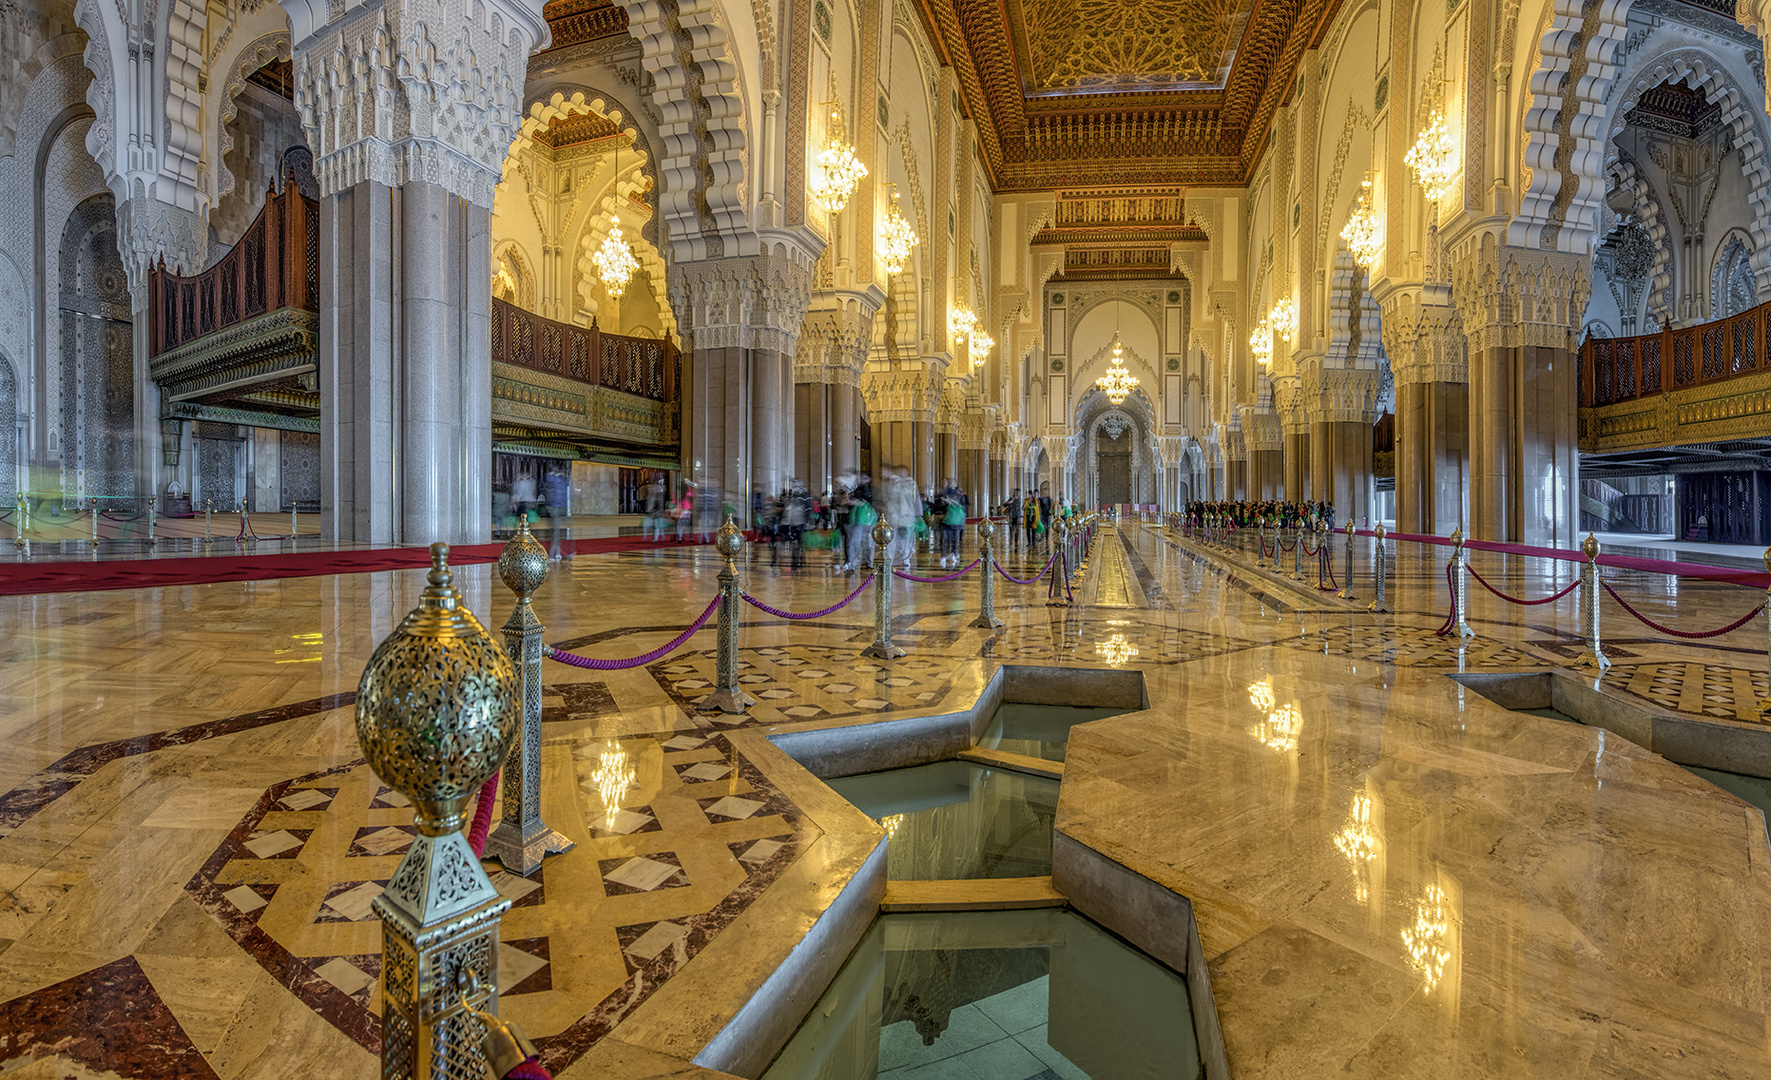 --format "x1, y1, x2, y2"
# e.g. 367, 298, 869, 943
58, 193, 133, 498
